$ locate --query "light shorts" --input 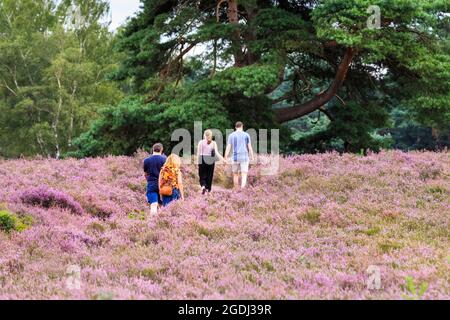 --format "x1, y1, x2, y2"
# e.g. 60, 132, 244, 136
232, 161, 249, 174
